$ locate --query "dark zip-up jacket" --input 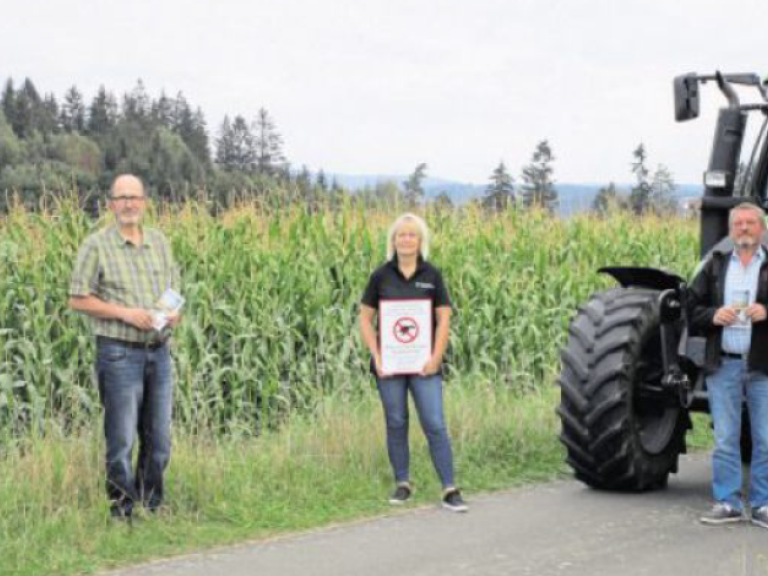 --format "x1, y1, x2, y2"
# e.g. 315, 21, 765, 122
688, 246, 768, 375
